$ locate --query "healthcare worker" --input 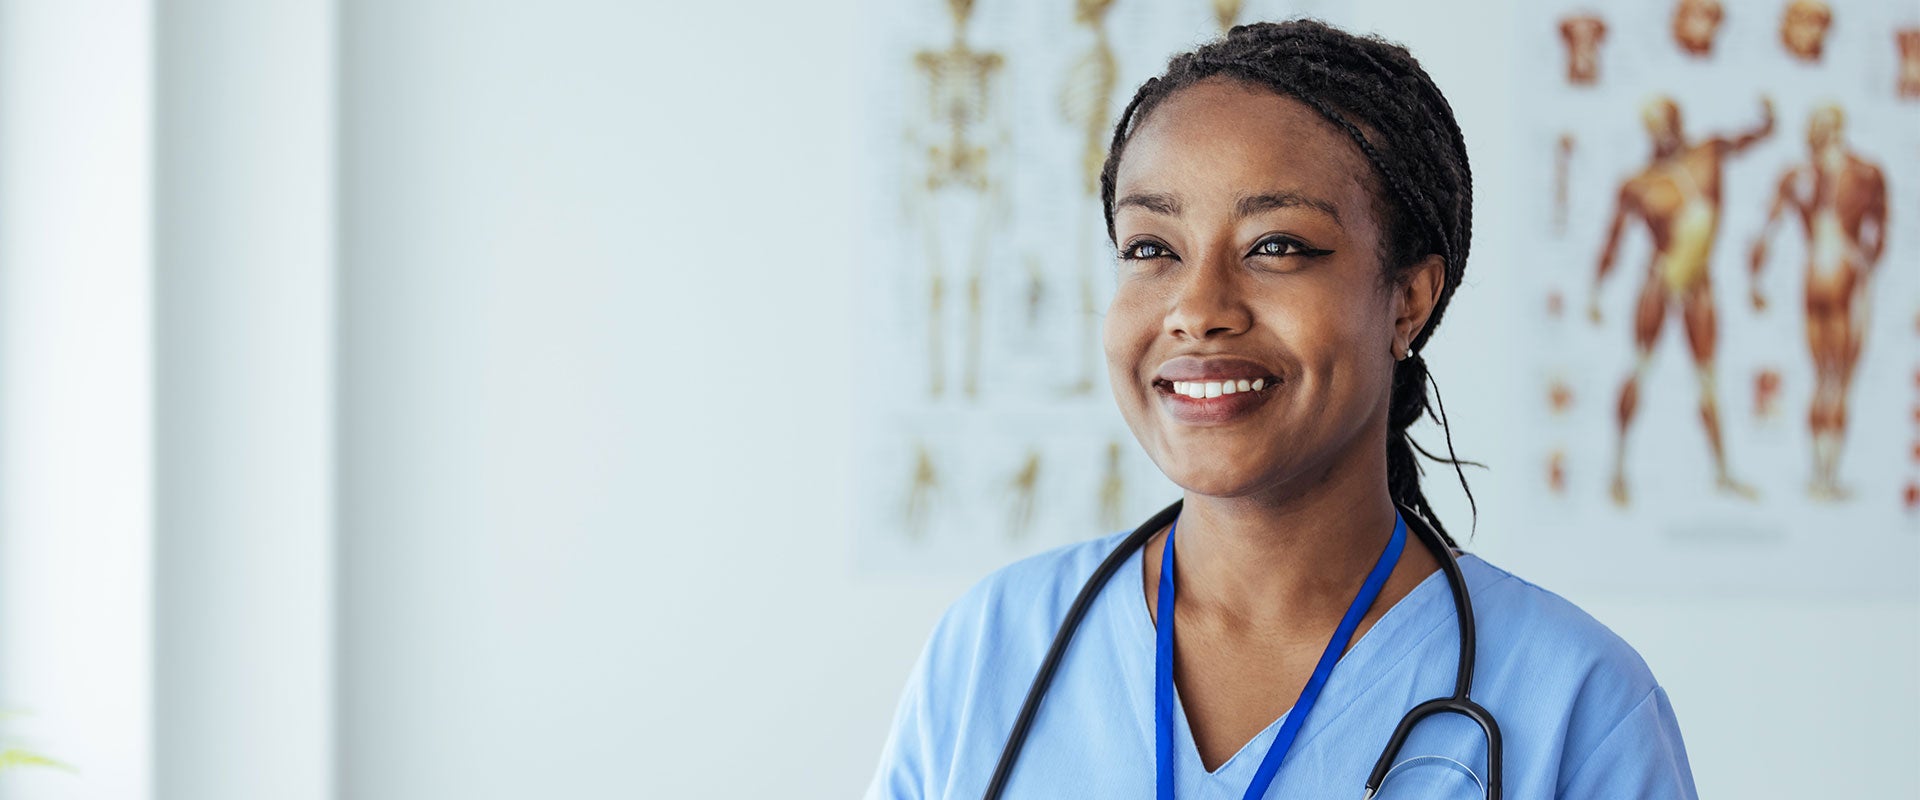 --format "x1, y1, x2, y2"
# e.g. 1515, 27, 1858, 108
863, 19, 1696, 800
